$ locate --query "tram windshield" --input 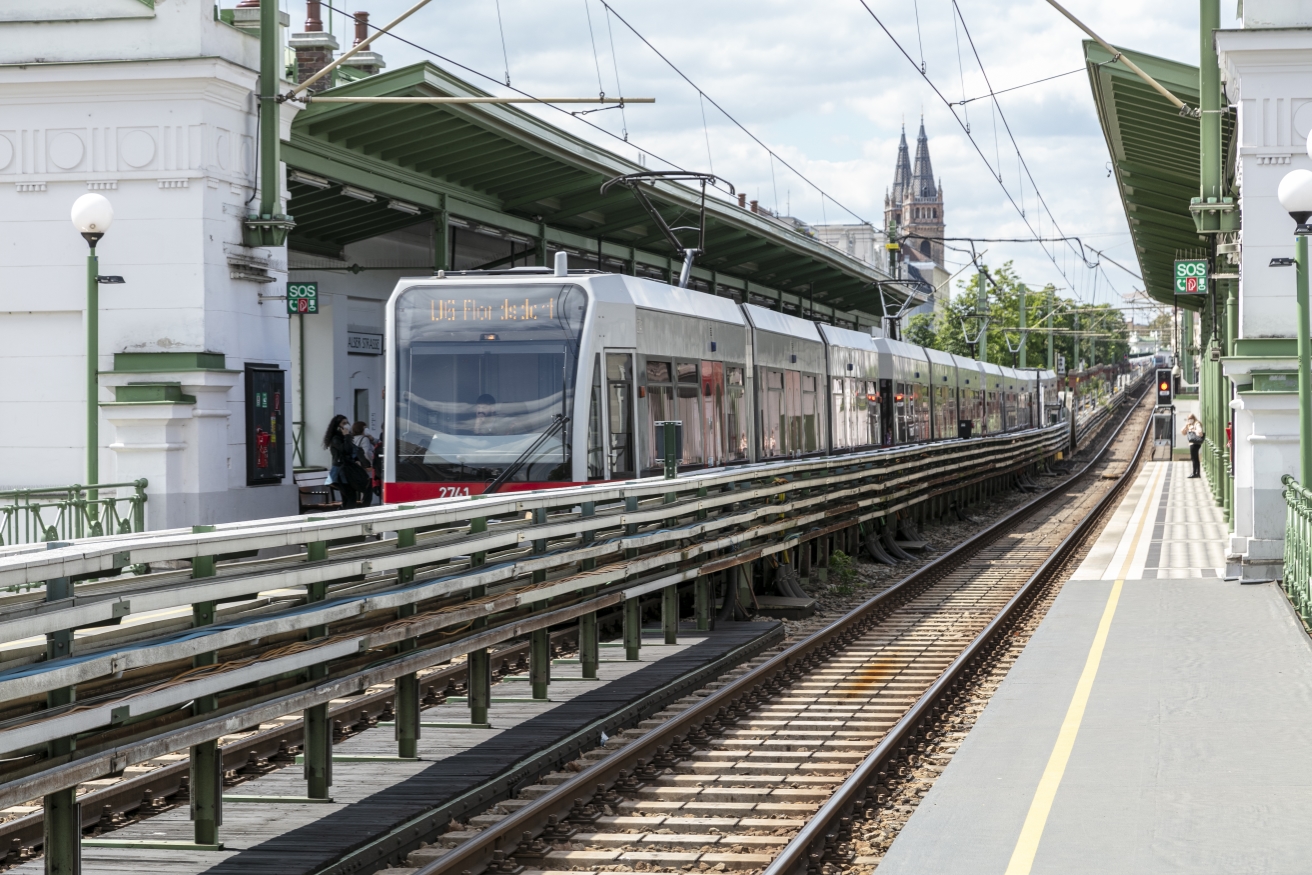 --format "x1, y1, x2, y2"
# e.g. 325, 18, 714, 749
394, 283, 587, 483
